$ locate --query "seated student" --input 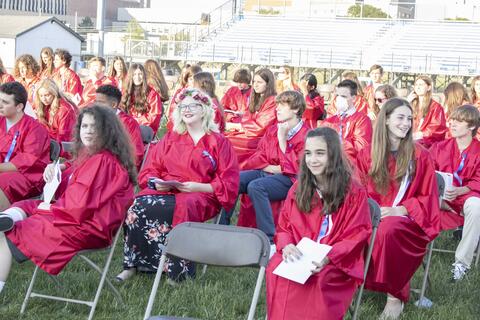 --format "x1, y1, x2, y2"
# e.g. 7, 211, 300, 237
80, 57, 117, 108
0, 82, 50, 211
108, 56, 127, 92
407, 75, 447, 148
266, 127, 372, 320
299, 73, 325, 128
38, 47, 55, 80
364, 64, 385, 112
34, 79, 78, 152
0, 105, 136, 295
230, 91, 309, 239
371, 84, 397, 121
14, 54, 40, 106
192, 72, 225, 132
430, 105, 480, 281
121, 63, 163, 134
0, 57, 15, 85
116, 88, 239, 282
356, 98, 440, 319
225, 68, 277, 169
221, 68, 252, 123
321, 79, 372, 163
327, 71, 370, 117
276, 66, 300, 93
95, 84, 144, 169
52, 49, 83, 106
471, 76, 480, 109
